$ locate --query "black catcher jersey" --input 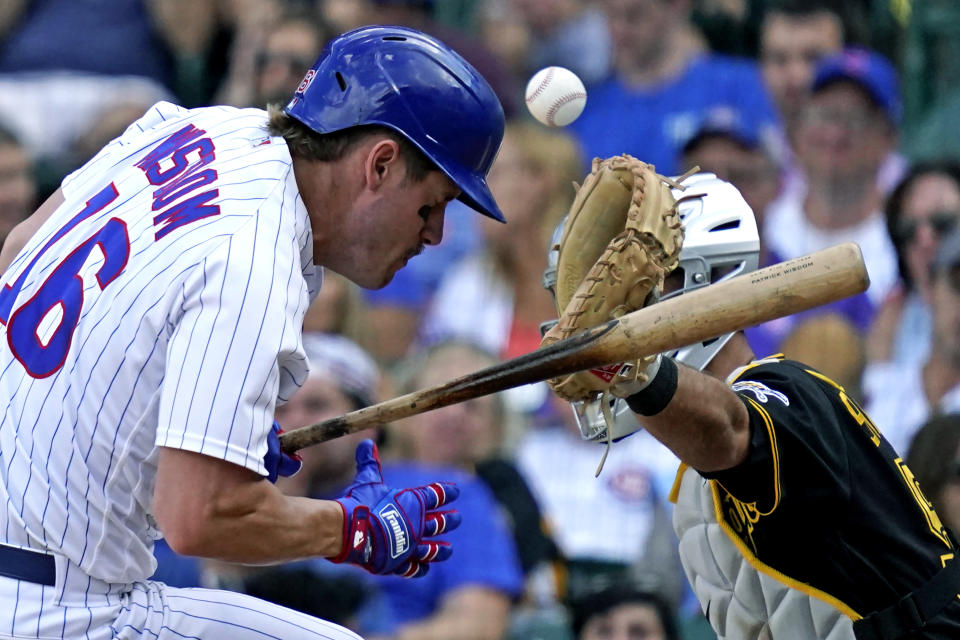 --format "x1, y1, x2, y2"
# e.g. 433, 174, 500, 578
700, 356, 960, 635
